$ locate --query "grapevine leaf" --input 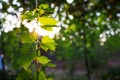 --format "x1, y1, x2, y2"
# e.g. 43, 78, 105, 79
13, 44, 36, 69
41, 26, 53, 31
40, 44, 49, 51
21, 11, 35, 20
39, 4, 49, 10
39, 71, 47, 80
21, 32, 34, 43
38, 17, 58, 26
16, 69, 32, 80
41, 36, 57, 51
39, 4, 54, 12
38, 56, 51, 65
30, 31, 38, 41
39, 9, 45, 16
44, 8, 54, 12
41, 25, 57, 31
